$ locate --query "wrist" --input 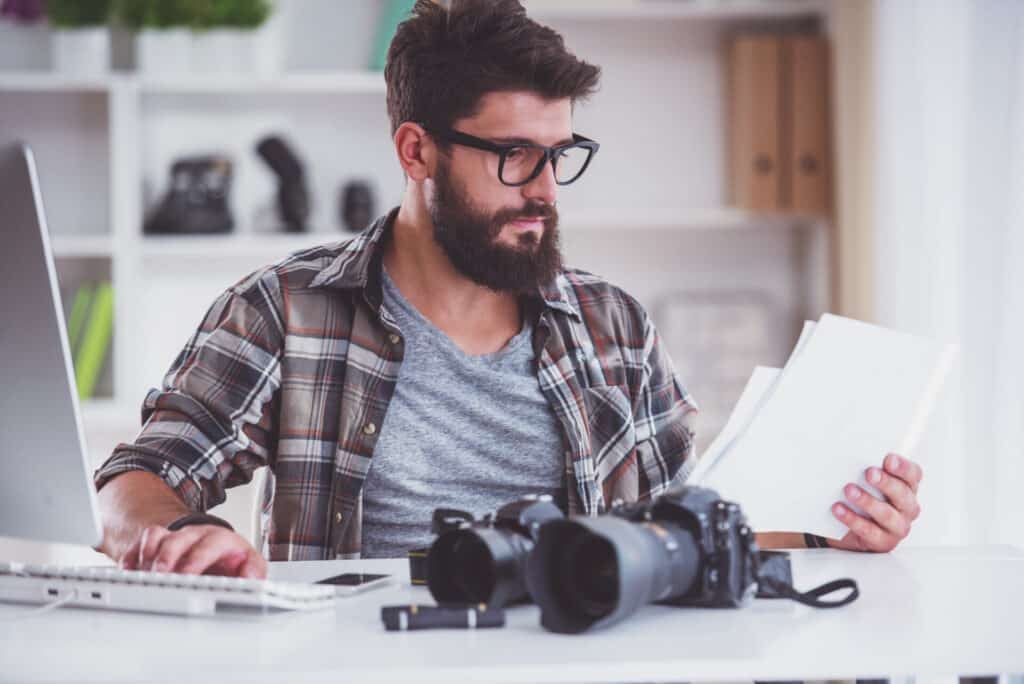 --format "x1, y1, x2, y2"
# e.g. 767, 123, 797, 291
166, 512, 234, 532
